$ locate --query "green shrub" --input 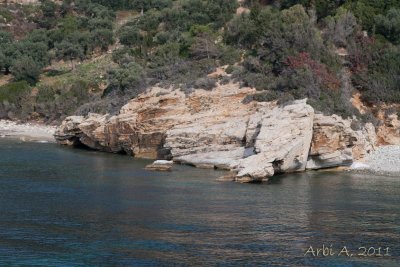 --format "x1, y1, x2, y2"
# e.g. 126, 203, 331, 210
35, 79, 91, 120
0, 7, 14, 22
194, 77, 217, 90
375, 8, 400, 44
90, 28, 114, 51
105, 63, 145, 97
11, 57, 42, 85
0, 81, 32, 120
350, 40, 400, 104
242, 91, 279, 104
0, 81, 31, 102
